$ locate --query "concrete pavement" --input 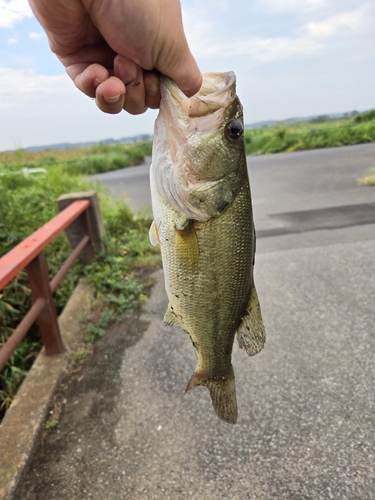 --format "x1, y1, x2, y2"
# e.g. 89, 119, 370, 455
13, 144, 375, 499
